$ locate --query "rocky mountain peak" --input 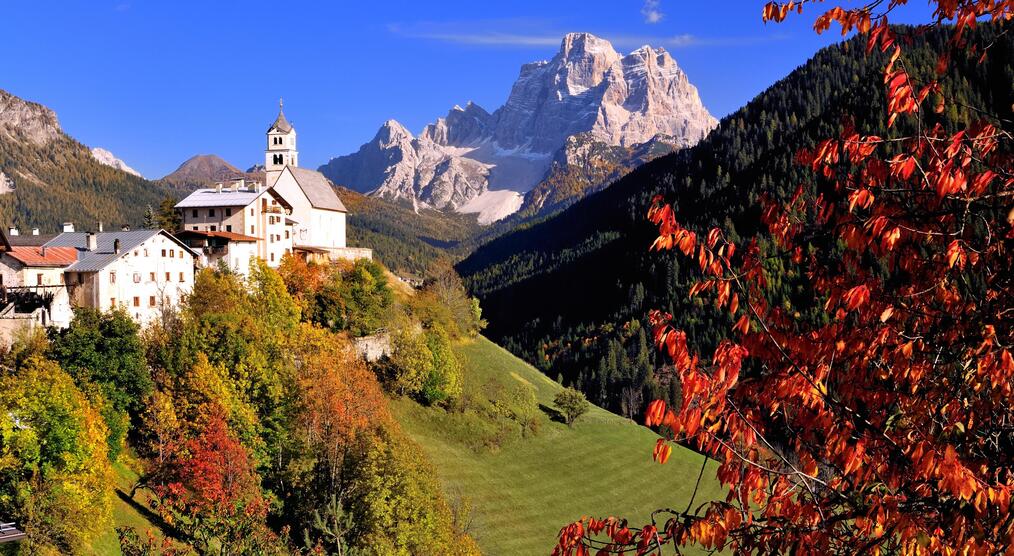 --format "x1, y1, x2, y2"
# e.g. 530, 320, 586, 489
421, 102, 492, 147
320, 32, 717, 223
0, 88, 62, 146
91, 147, 142, 177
